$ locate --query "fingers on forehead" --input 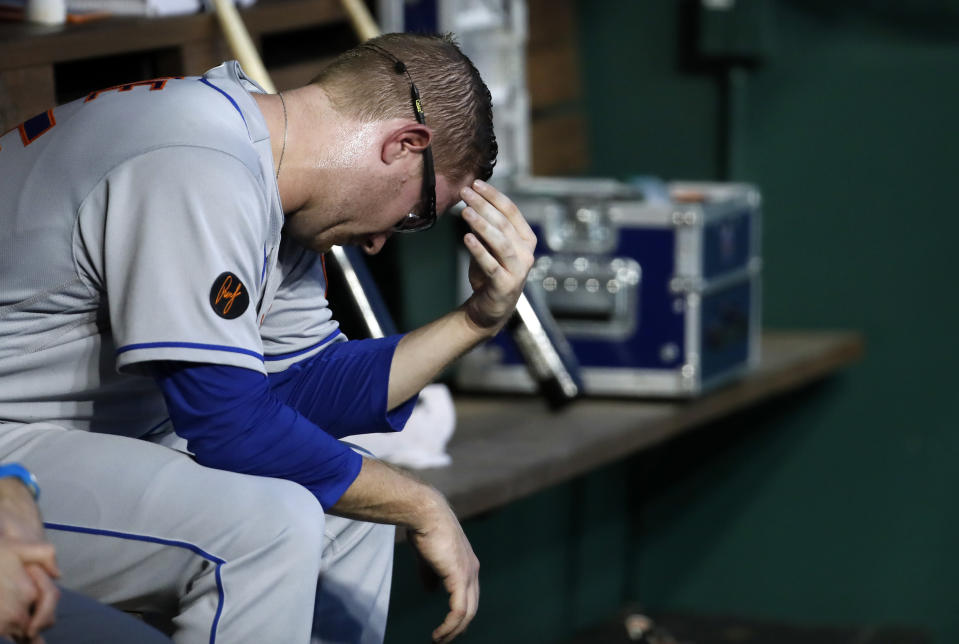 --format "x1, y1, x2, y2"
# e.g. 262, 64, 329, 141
467, 181, 537, 243
468, 181, 514, 214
